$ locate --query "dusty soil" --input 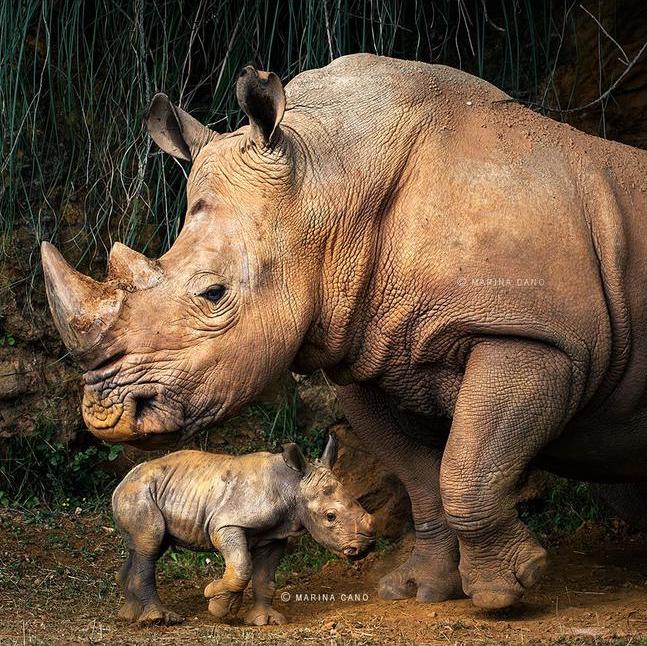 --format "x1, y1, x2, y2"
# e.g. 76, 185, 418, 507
1, 510, 647, 646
